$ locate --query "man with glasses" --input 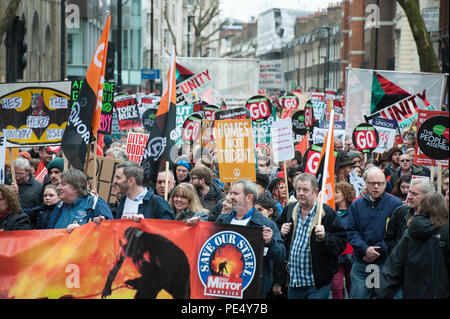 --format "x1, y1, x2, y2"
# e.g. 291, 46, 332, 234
346, 167, 402, 299
389, 153, 430, 187
10, 157, 43, 209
